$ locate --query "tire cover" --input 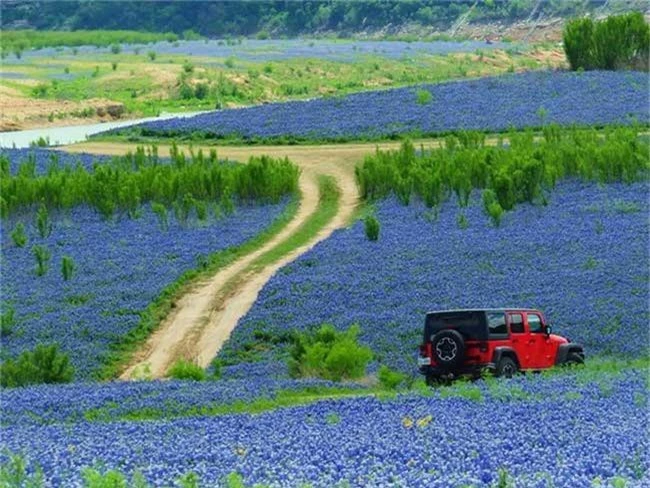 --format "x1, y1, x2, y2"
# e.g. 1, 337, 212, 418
431, 329, 465, 370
